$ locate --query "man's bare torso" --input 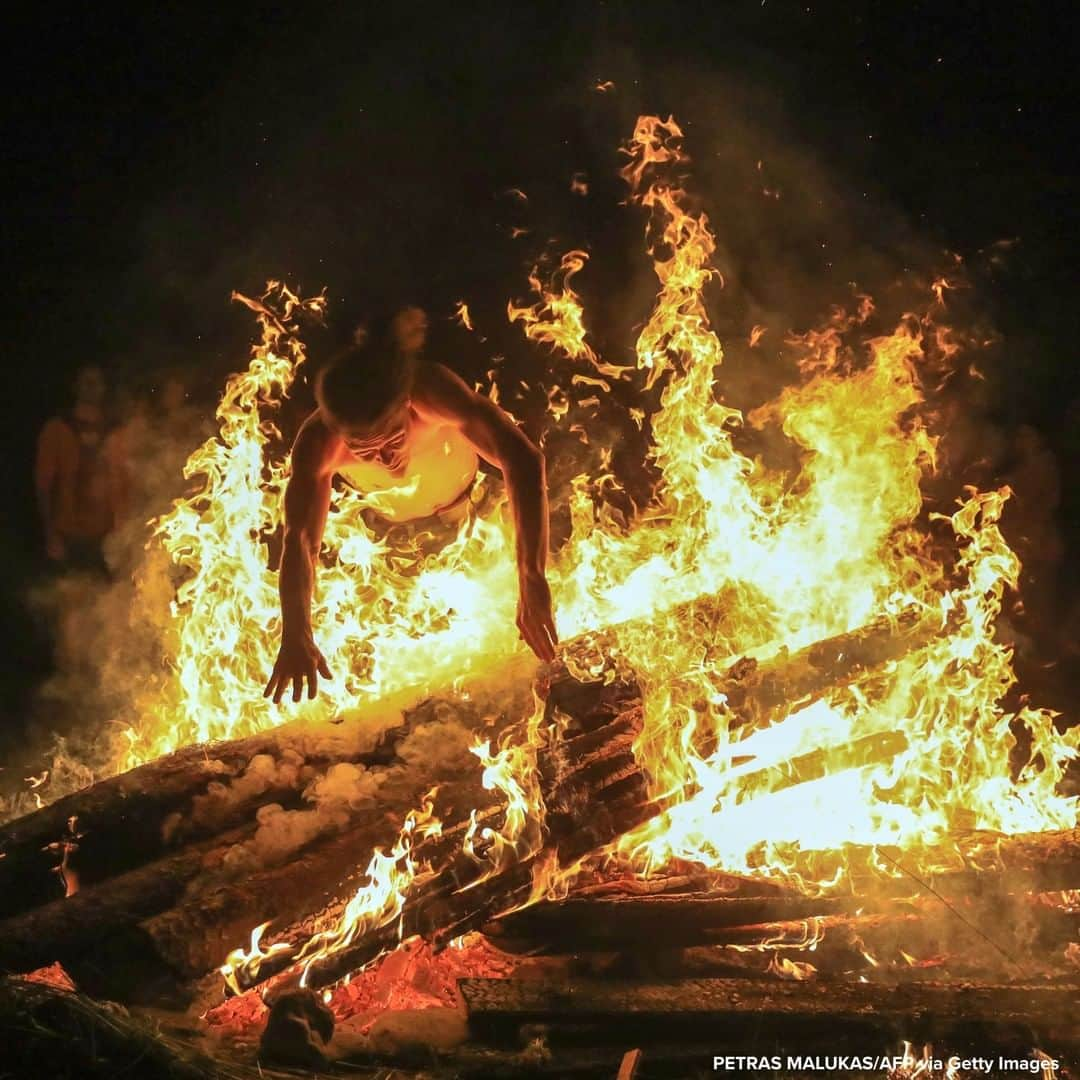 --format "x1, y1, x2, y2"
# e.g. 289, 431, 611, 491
299, 364, 479, 523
